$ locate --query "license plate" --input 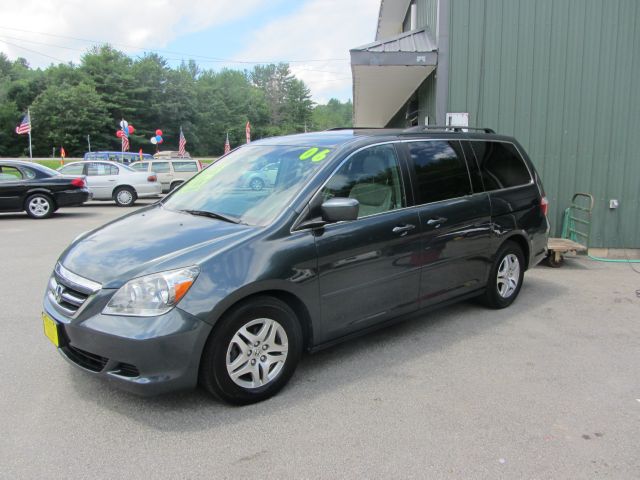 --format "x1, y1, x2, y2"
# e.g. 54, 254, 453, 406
42, 312, 59, 347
